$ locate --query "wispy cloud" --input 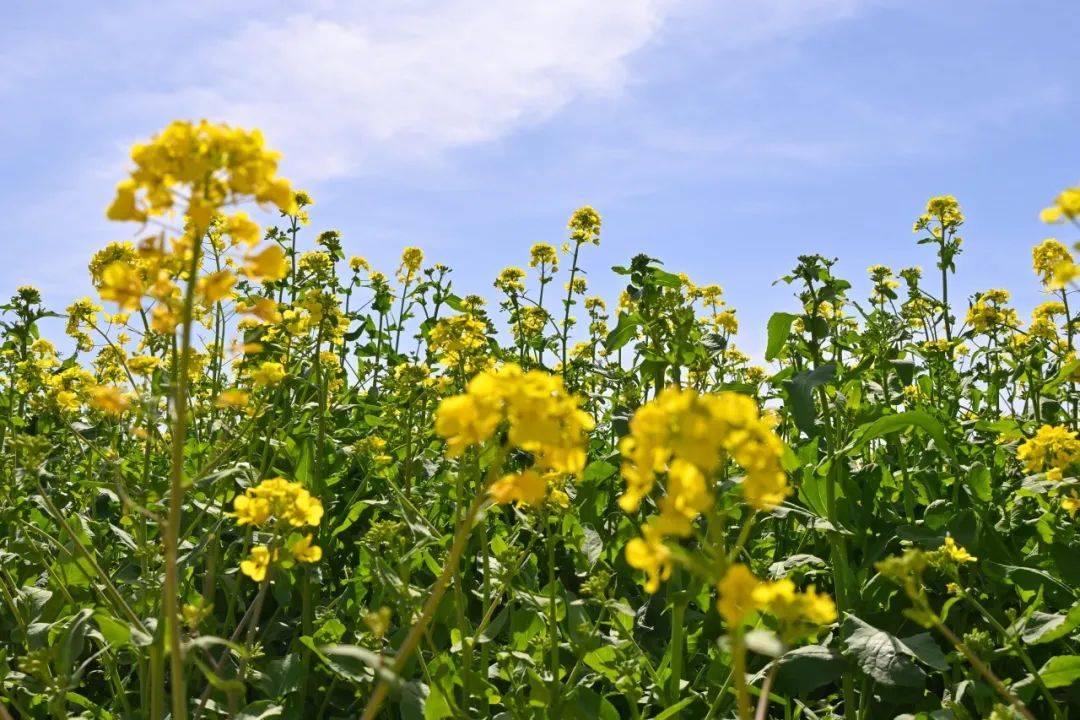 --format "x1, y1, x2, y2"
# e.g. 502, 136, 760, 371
133, 1, 680, 180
